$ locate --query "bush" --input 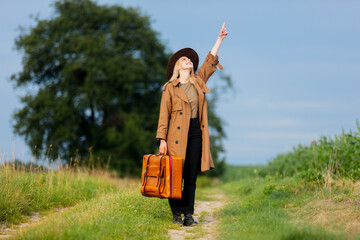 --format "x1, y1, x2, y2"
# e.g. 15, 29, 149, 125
263, 183, 293, 198
264, 121, 360, 181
